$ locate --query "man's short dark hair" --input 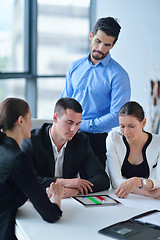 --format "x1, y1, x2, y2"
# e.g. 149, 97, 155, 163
54, 97, 82, 117
93, 17, 121, 43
